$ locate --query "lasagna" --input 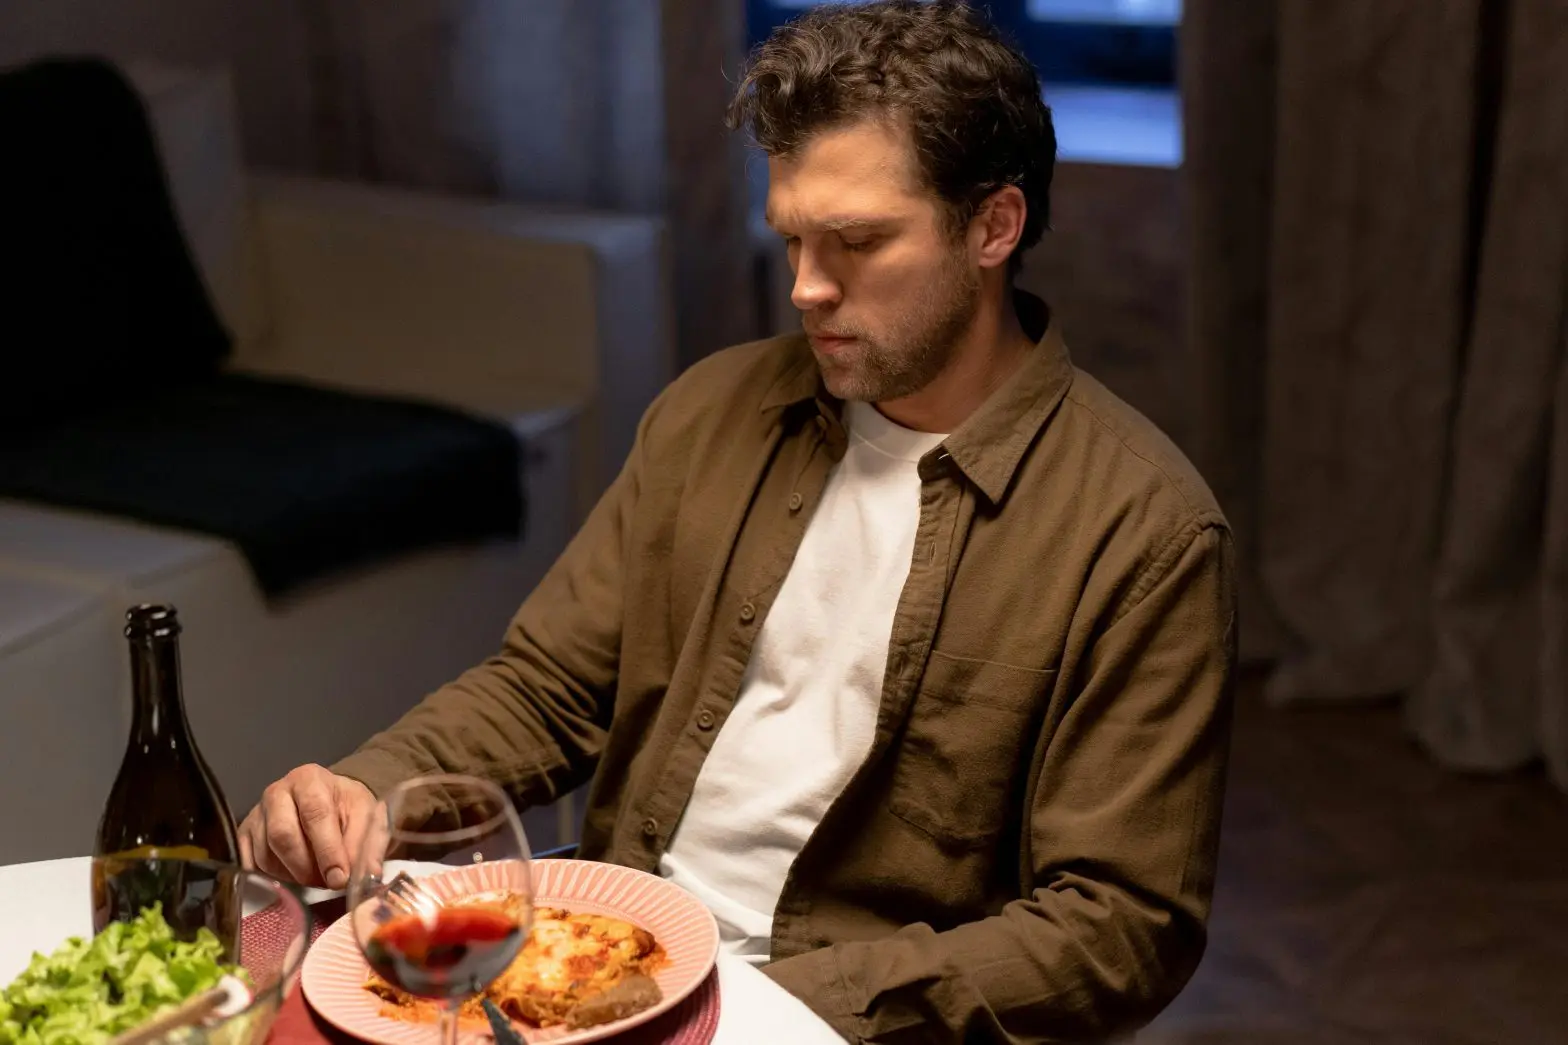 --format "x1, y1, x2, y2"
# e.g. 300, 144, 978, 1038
365, 893, 666, 1031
